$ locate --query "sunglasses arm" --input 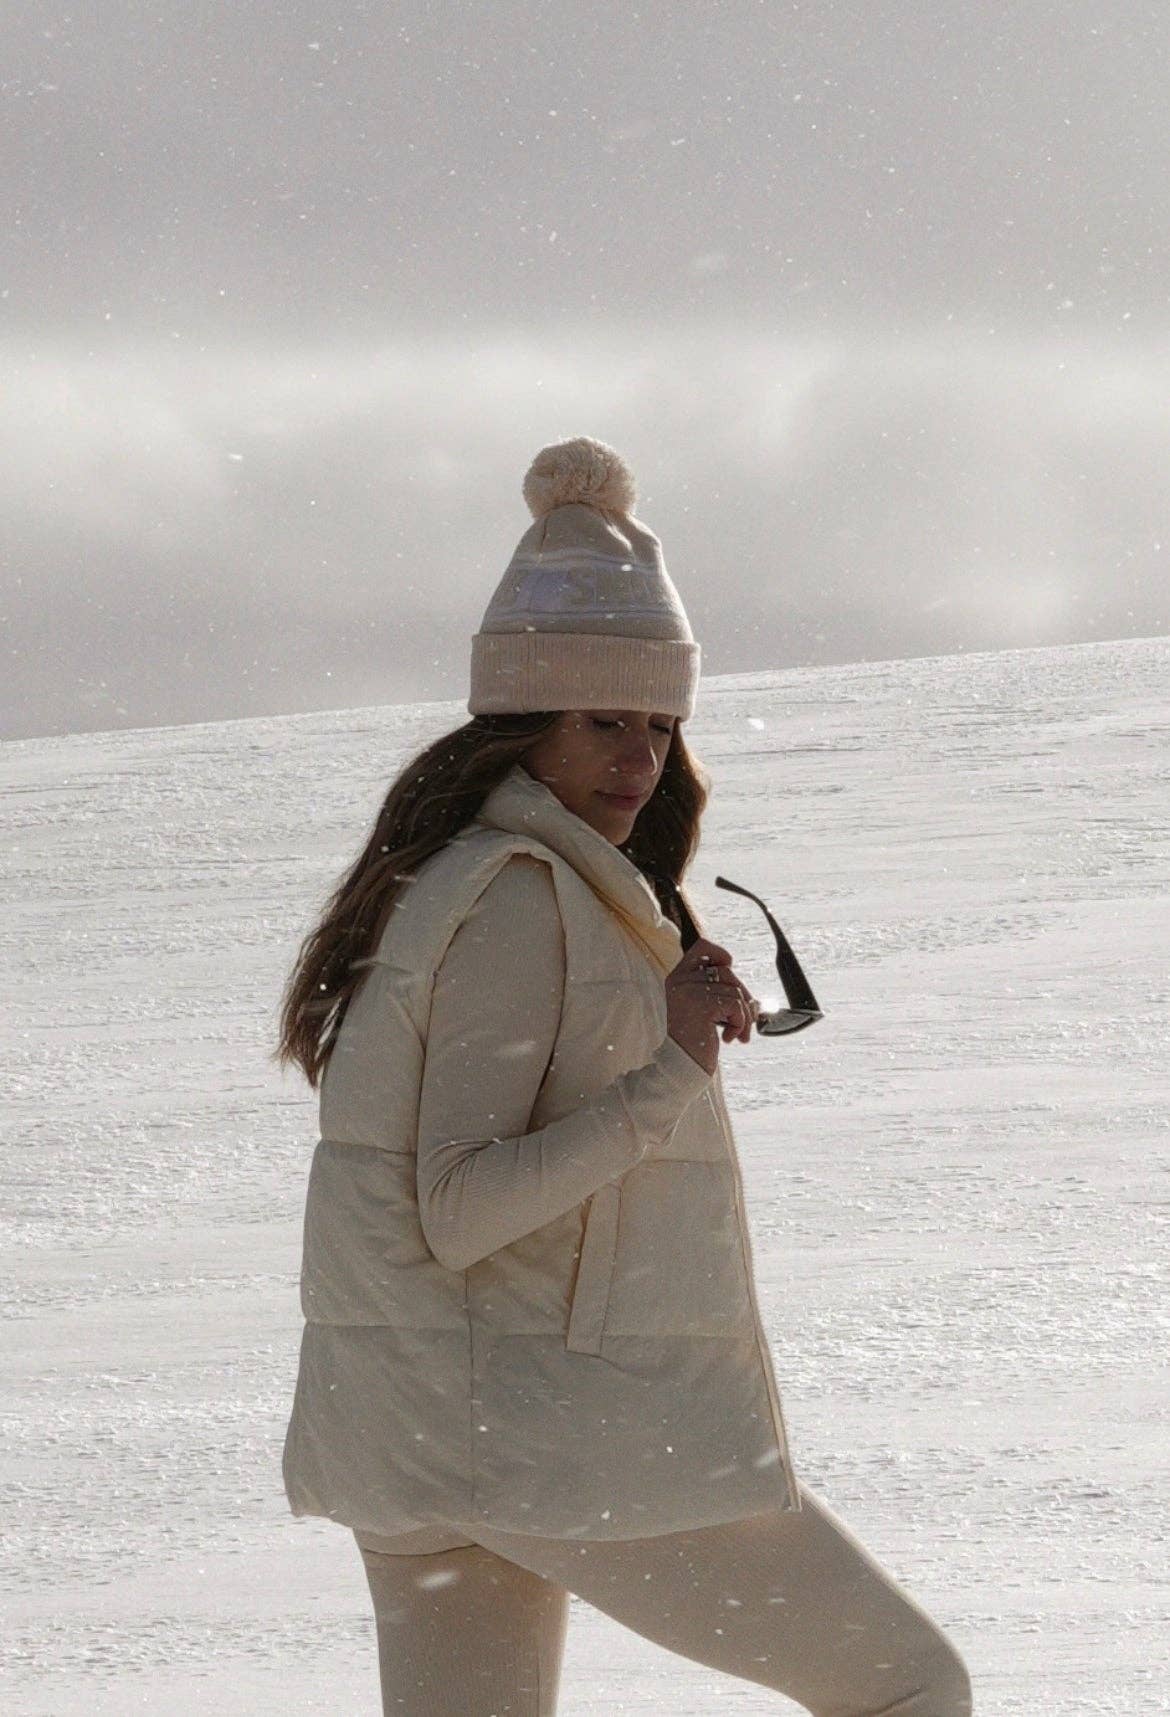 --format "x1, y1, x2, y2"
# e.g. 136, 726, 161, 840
714, 875, 823, 1016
